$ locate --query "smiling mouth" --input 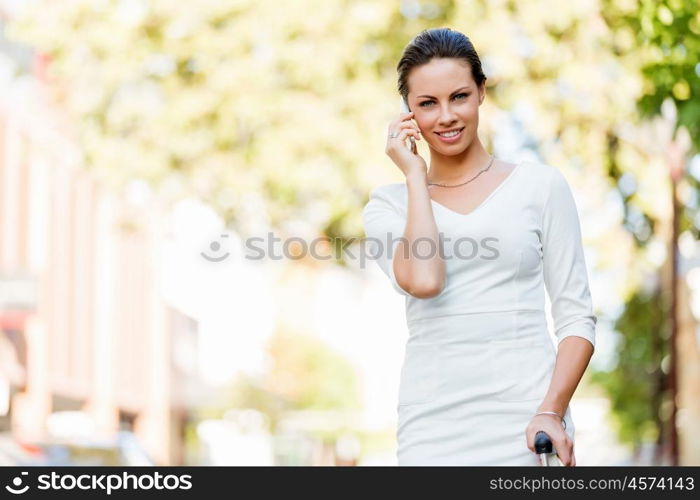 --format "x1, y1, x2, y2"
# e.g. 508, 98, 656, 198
435, 127, 465, 139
